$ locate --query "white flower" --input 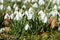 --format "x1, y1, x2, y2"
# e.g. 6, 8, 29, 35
22, 5, 26, 8
25, 24, 30, 30
10, 13, 14, 19
15, 6, 19, 11
28, 7, 34, 14
28, 7, 33, 12
25, 11, 28, 16
14, 10, 24, 20
31, 0, 37, 3
14, 14, 20, 20
0, 5, 3, 10
14, 10, 18, 14
49, 10, 59, 17
27, 7, 34, 20
52, 0, 60, 5
58, 26, 60, 31
38, 10, 48, 23
0, 0, 4, 3
13, 3, 17, 8
25, 10, 34, 20
38, 0, 45, 5
7, 6, 11, 11
38, 10, 45, 20
23, 0, 30, 4
4, 13, 10, 19
53, 5, 57, 10
27, 13, 33, 20
32, 3, 38, 8
18, 11, 24, 19
43, 16, 48, 23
